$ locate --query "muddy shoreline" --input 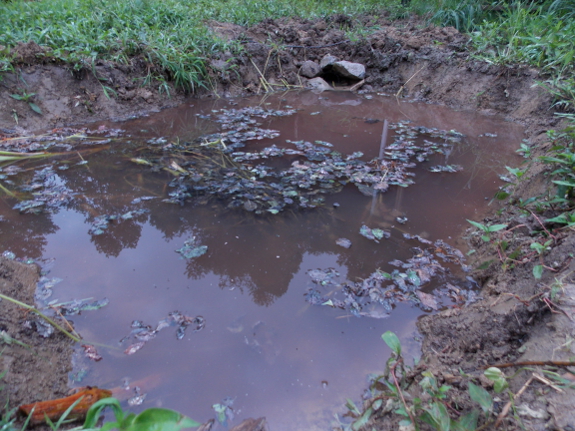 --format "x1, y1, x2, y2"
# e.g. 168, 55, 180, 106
1, 14, 574, 431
